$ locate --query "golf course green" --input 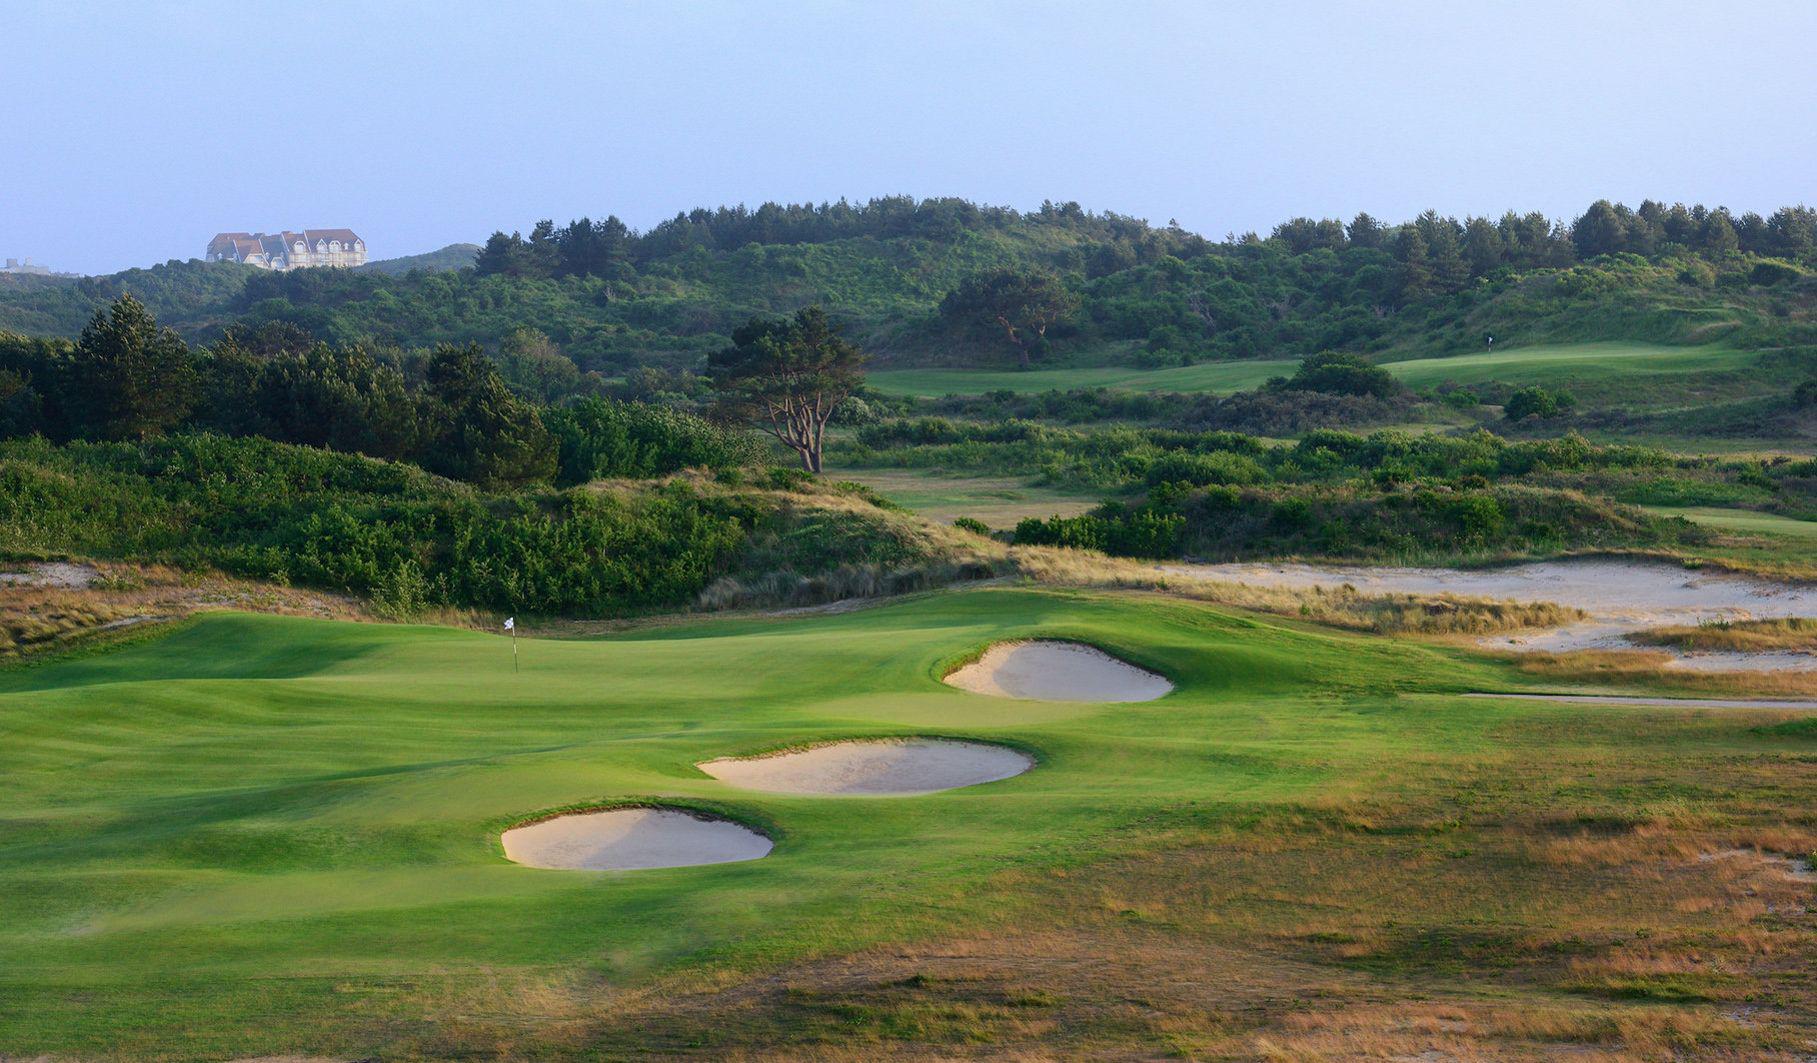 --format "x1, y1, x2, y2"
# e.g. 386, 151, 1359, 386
2, 587, 1812, 1057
